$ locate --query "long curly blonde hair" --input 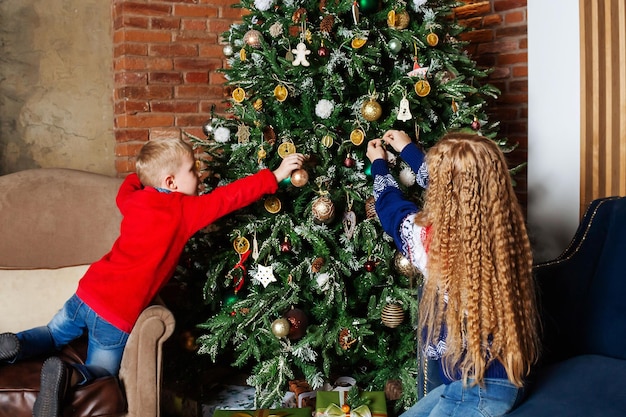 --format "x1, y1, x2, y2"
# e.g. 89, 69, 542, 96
415, 133, 540, 387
